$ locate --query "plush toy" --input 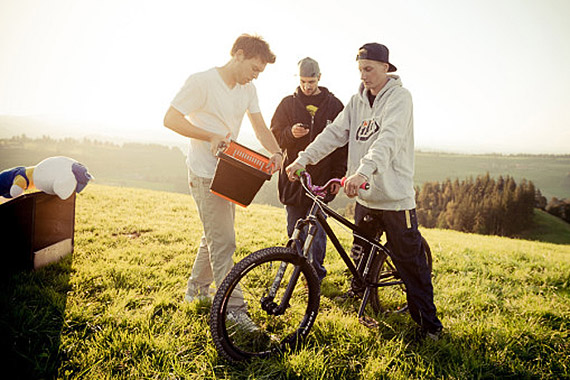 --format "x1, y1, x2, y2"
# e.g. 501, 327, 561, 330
0, 156, 93, 200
